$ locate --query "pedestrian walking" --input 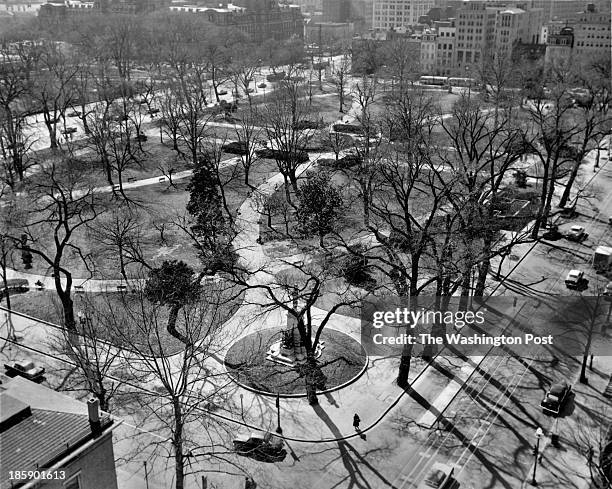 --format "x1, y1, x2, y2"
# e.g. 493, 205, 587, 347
353, 413, 360, 431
